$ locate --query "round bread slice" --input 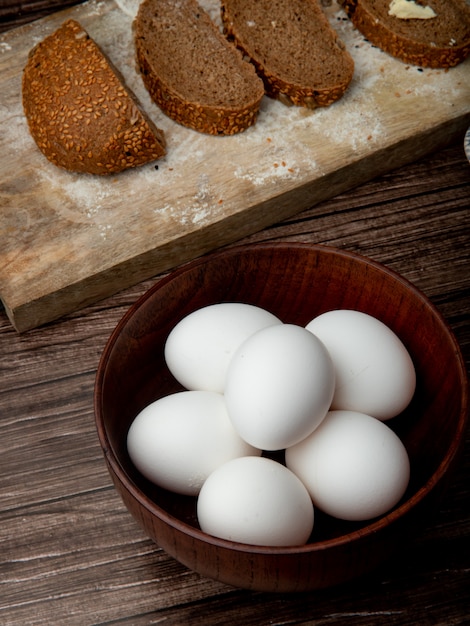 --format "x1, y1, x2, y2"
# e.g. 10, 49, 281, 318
133, 0, 265, 135
220, 0, 355, 108
22, 19, 166, 175
338, 0, 470, 68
